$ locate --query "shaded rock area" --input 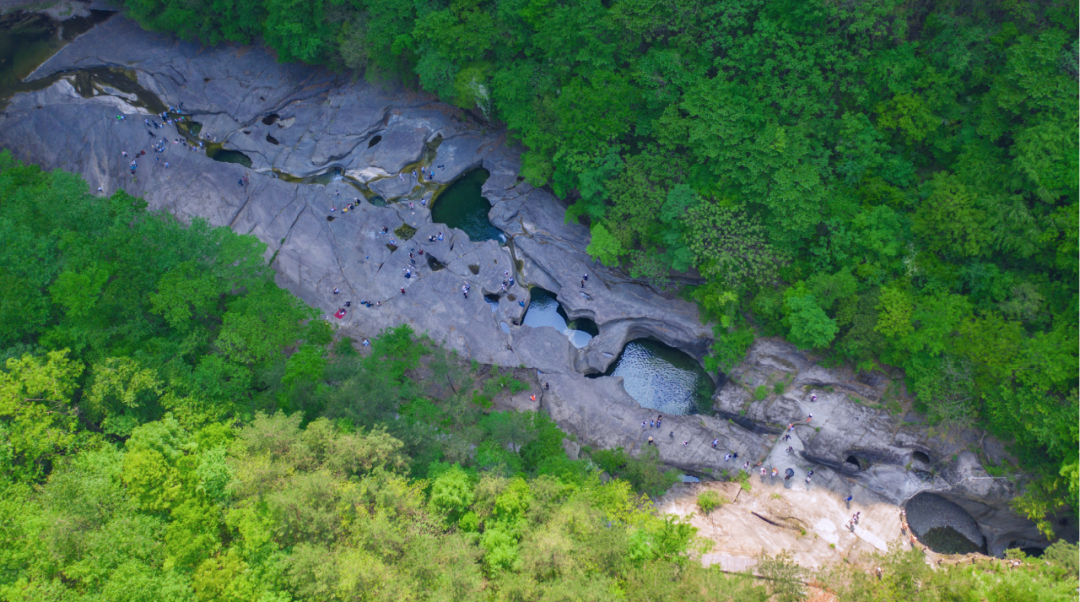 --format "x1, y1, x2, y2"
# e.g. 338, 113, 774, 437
713, 338, 1069, 556
0, 16, 1063, 561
